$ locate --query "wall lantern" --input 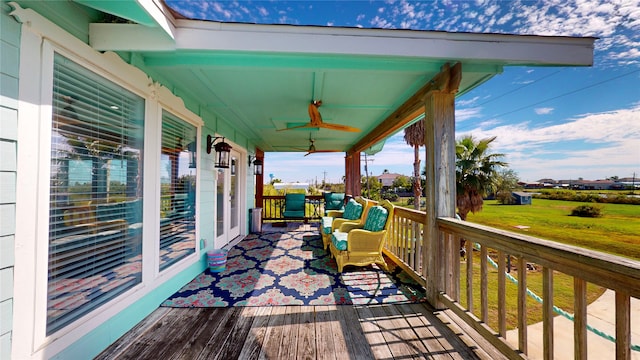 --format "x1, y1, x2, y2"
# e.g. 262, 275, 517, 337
206, 135, 232, 168
249, 156, 263, 176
